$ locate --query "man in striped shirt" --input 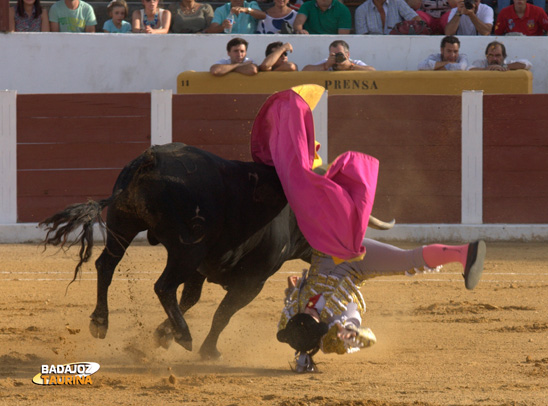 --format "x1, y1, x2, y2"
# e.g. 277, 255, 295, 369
355, 0, 421, 34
